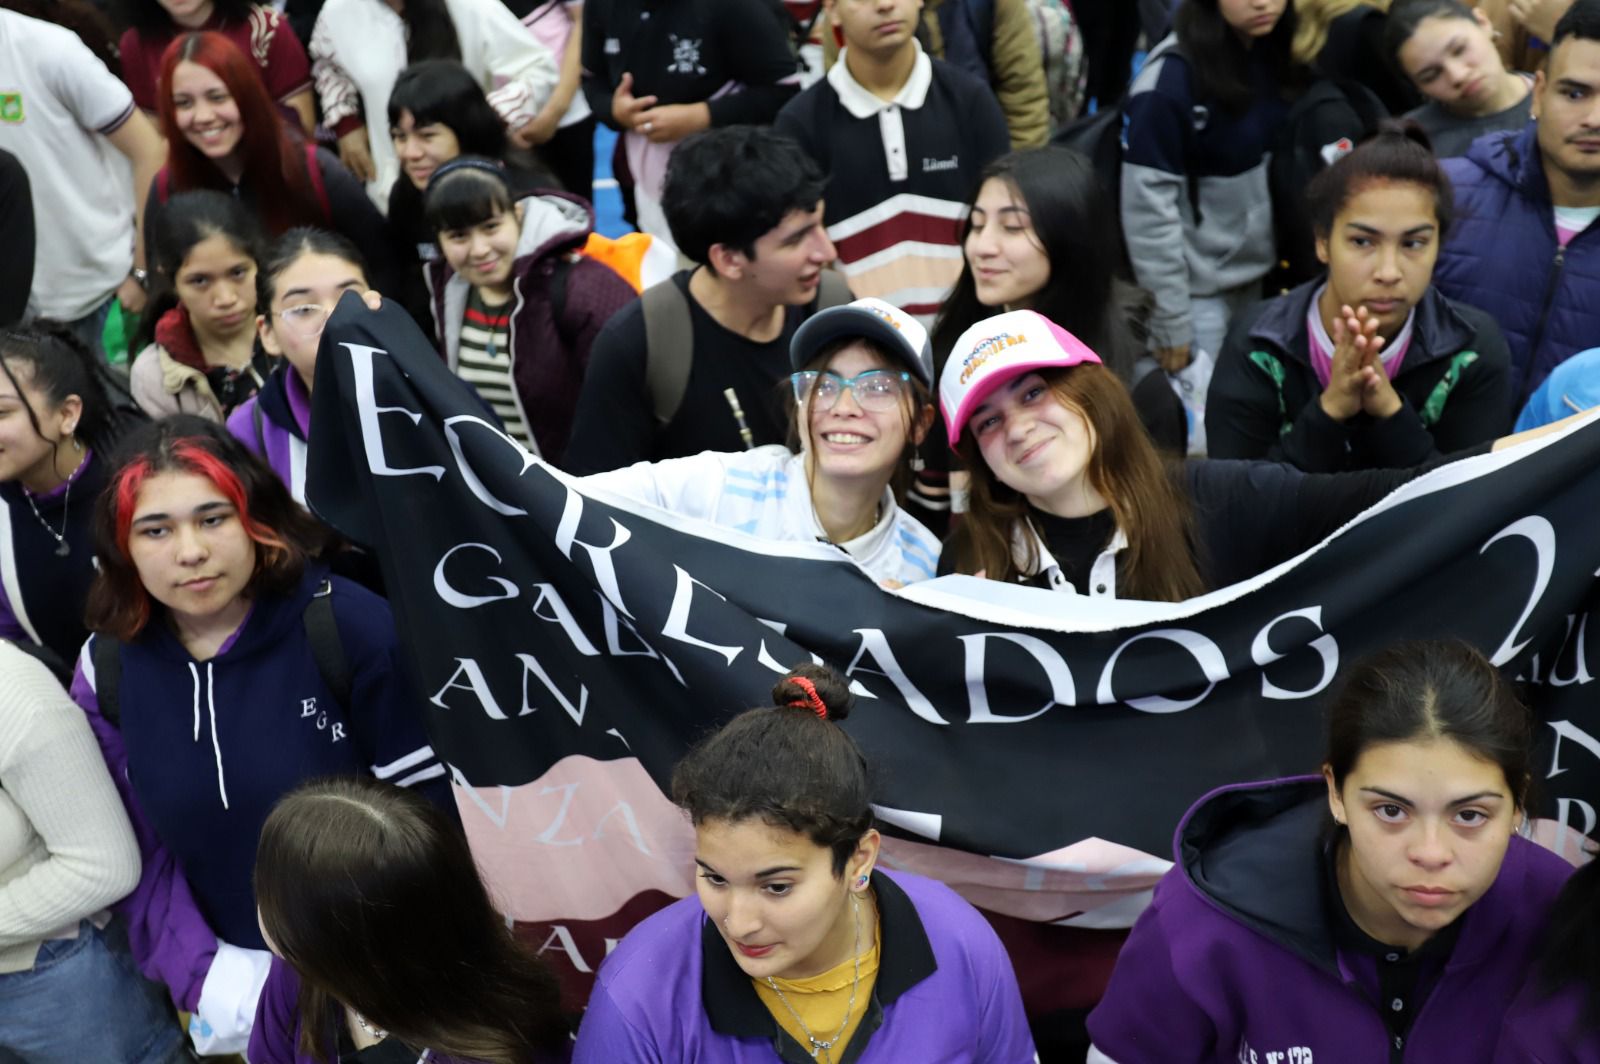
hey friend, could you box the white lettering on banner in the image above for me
[959,632,1075,724]
[434,543,520,608]
[536,925,593,973]
[1556,799,1597,858]
[443,415,535,516]
[1097,629,1229,714]
[533,782,585,846]
[661,566,743,665]
[1481,515,1556,666]
[1521,613,1594,687]
[515,652,589,725]
[593,800,653,855]
[530,584,601,656]
[430,657,510,718]
[1547,719,1600,779]
[555,487,633,617]
[755,620,878,698]
[598,594,686,685]
[847,628,948,725]
[344,342,447,480]
[1250,607,1339,701]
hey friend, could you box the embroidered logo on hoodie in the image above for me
[668,34,706,76]
[300,696,347,742]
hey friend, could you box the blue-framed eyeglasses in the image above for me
[790,369,912,411]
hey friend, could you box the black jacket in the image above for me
[1207,280,1512,472]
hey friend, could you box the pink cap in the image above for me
[938,310,1103,446]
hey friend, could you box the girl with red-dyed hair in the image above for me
[146,31,397,293]
[69,415,452,1057]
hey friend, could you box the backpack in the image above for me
[91,578,351,728]
[639,272,854,428]
[155,142,332,221]
[1268,78,1388,288]
[1024,0,1087,133]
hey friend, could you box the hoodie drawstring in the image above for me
[188,661,230,810]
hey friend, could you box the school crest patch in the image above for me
[0,93,23,124]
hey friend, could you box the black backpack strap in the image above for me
[251,398,267,456]
[92,635,122,730]
[303,579,353,711]
[550,255,575,342]
[641,280,695,428]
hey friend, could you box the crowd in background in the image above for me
[1,0,1600,1059]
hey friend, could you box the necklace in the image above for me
[21,453,85,558]
[764,892,863,1061]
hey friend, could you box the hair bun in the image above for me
[772,664,854,723]
[1373,117,1436,155]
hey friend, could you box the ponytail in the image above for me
[0,324,124,457]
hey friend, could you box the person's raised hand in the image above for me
[1319,304,1381,422]
[1153,343,1192,373]
[611,72,658,132]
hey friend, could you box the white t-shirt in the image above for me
[0,10,136,321]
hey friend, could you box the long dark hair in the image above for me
[387,60,508,157]
[1536,860,1600,1029]
[1173,0,1301,112]
[157,32,324,234]
[84,416,332,640]
[0,324,120,464]
[257,227,371,312]
[256,777,569,1064]
[933,148,1147,384]
[400,0,462,63]
[671,665,872,877]
[136,189,265,353]
[1324,639,1532,800]
[950,363,1202,600]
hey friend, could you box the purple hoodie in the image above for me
[1495,982,1600,1063]
[1088,776,1571,1064]
[573,868,1035,1063]
[228,365,311,503]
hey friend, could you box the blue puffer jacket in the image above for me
[1434,125,1600,409]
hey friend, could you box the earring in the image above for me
[856,874,869,889]
[909,452,925,473]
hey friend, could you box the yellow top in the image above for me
[752,917,883,1063]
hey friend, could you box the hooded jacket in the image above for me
[1087,777,1572,1064]
[1206,280,1513,470]
[1120,36,1289,351]
[1494,979,1600,1063]
[573,869,1035,1063]
[129,306,270,423]
[227,365,311,504]
[68,566,447,1013]
[425,192,637,467]
[582,445,941,586]
[1435,125,1600,408]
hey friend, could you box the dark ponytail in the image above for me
[401,0,463,64]
[671,664,873,877]
[1305,119,1454,240]
[0,324,124,459]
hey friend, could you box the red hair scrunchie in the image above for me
[785,677,829,720]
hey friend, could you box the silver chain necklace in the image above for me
[21,453,84,558]
[765,892,863,1060]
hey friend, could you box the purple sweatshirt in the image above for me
[1088,777,1572,1064]
[228,365,311,503]
[573,868,1035,1063]
[1495,982,1600,1062]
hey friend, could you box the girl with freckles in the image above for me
[573,664,1035,1062]
[1087,640,1573,1063]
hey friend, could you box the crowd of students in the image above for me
[2,0,1600,1059]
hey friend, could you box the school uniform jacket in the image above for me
[424,192,638,467]
[227,365,311,504]
[1120,36,1289,351]
[68,566,448,1016]
[1206,280,1513,470]
[1087,777,1572,1064]
[775,46,1010,322]
[582,444,941,586]
[573,869,1036,1063]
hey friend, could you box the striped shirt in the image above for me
[458,288,533,447]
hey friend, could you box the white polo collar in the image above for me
[827,43,933,119]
